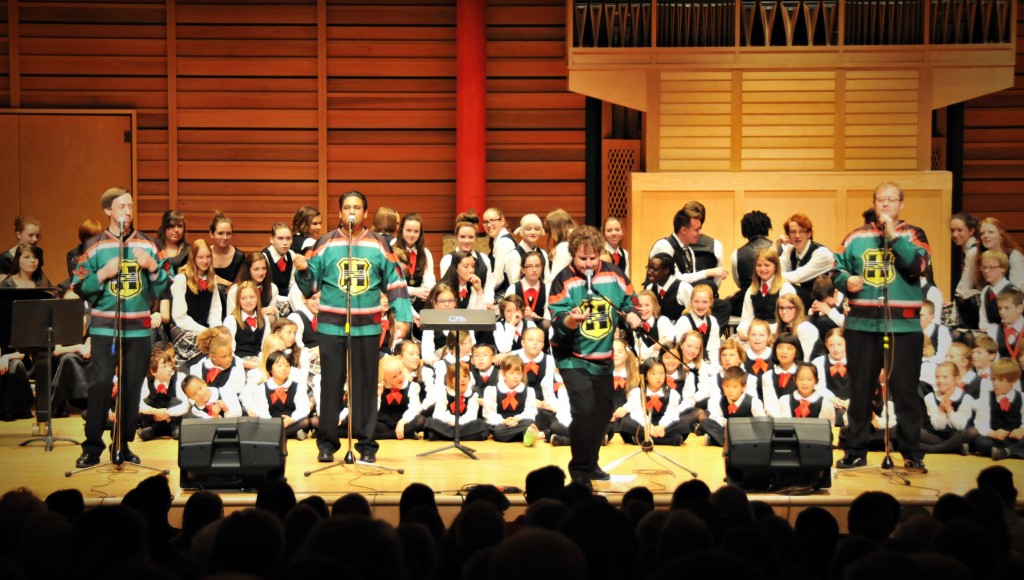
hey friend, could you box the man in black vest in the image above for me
[774,213,834,310]
[648,201,731,329]
[729,211,773,316]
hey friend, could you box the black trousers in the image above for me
[843,329,924,460]
[562,367,613,480]
[317,333,379,457]
[83,335,150,456]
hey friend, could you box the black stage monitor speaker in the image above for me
[178,417,285,490]
[725,417,833,491]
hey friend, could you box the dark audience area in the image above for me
[0,465,1022,580]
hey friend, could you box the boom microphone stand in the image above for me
[306,216,402,477]
[69,221,168,478]
[587,277,697,478]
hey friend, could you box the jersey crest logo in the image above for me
[107,260,143,299]
[580,297,613,340]
[861,248,895,287]
[336,257,371,295]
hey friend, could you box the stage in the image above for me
[0,417,1019,527]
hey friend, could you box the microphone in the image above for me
[118,216,126,235]
[584,268,594,301]
[347,214,356,224]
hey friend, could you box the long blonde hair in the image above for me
[232,281,264,330]
[182,239,215,294]
[749,247,784,295]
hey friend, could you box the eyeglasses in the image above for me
[482,218,503,226]
[436,298,456,305]
[981,265,1004,271]
[778,306,797,311]
[788,228,809,235]
[523,264,542,269]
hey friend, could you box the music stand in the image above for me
[417,308,496,460]
[10,297,84,451]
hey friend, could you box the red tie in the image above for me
[524,361,540,375]
[659,288,666,299]
[480,373,490,383]
[407,250,417,275]
[613,376,626,390]
[246,316,257,329]
[989,289,996,301]
[642,322,651,332]
[310,317,318,332]
[1006,326,1019,342]
[698,322,708,333]
[553,381,562,393]
[198,278,208,291]
[795,399,811,418]
[646,395,663,412]
[379,318,391,348]
[459,288,468,300]
[999,396,1012,412]
[450,397,466,415]
[612,253,621,266]
[205,403,217,416]
[206,367,222,383]
[666,376,677,390]
[524,287,538,309]
[156,383,168,395]
[830,363,847,377]
[502,390,519,411]
[270,387,288,405]
[779,372,792,388]
[752,359,769,374]
[728,402,738,415]
[386,387,403,405]
[277,258,287,272]
[761,282,769,296]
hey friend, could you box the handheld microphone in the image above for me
[584,268,594,301]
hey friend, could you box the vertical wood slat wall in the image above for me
[0,0,584,253]
[962,13,1024,237]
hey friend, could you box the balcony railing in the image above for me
[571,0,1014,48]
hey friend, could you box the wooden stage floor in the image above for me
[2,417,1020,521]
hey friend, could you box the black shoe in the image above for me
[75,452,100,468]
[903,458,928,473]
[549,434,570,447]
[138,426,158,442]
[991,447,1010,461]
[360,452,376,464]
[122,448,141,464]
[171,424,180,440]
[570,476,593,492]
[590,467,611,481]
[836,454,866,469]
[317,448,334,463]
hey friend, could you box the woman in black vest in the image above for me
[170,240,222,366]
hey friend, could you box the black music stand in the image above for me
[417,308,496,460]
[11,297,84,451]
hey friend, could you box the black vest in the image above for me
[234,317,263,358]
[735,237,773,293]
[995,325,1020,359]
[201,361,234,389]
[471,365,500,391]
[513,281,547,317]
[184,283,215,328]
[144,374,180,408]
[787,240,824,307]
[744,356,771,382]
[750,287,780,322]
[989,392,1023,432]
[646,388,670,424]
[720,394,754,418]
[496,387,528,419]
[293,310,319,348]
[378,385,412,419]
[609,246,628,275]
[647,279,685,322]
[266,381,298,418]
[790,396,823,418]
[445,390,472,417]
[767,368,797,402]
[524,356,548,401]
[290,234,310,255]
[963,373,983,399]
[823,360,851,400]
[262,248,293,295]
[984,287,1000,324]
[684,313,713,361]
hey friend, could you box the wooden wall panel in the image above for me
[660,71,732,171]
[0,0,587,260]
[962,11,1024,238]
[741,70,836,171]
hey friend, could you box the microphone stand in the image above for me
[306,217,403,477]
[587,282,697,478]
[840,219,910,485]
[68,220,168,478]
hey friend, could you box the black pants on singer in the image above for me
[562,368,613,481]
[83,335,150,456]
[317,333,379,457]
[843,328,924,461]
